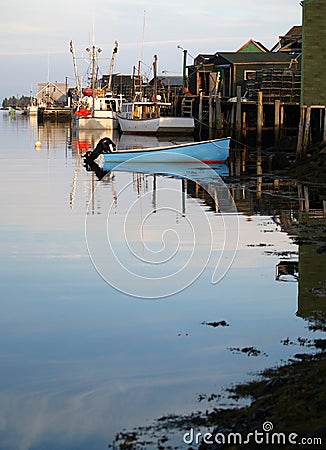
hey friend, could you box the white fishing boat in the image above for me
[117,100,194,134]
[117,55,194,135]
[74,91,123,130]
[27,90,38,116]
[27,105,38,116]
[71,40,123,130]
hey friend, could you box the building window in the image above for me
[244,70,256,81]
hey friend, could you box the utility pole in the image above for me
[177,45,188,94]
[182,49,187,94]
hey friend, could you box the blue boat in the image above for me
[84,137,230,165]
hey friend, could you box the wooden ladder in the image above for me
[181,98,194,117]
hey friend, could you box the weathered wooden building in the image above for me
[237,39,268,53]
[37,82,68,107]
[99,73,183,101]
[100,73,133,97]
[188,52,298,98]
[271,26,302,54]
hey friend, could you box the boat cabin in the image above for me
[120,101,171,120]
[80,93,123,114]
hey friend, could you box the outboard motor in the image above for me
[84,137,117,162]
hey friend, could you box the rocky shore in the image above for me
[198,342,326,449]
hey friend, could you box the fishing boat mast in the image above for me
[69,40,82,98]
[86,44,102,117]
[152,54,159,115]
[107,40,118,93]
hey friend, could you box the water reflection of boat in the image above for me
[73,129,119,153]
[85,158,229,211]
[85,136,230,164]
[102,161,229,178]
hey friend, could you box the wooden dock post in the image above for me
[215,93,222,132]
[257,91,263,147]
[198,91,203,137]
[235,149,241,177]
[242,110,247,172]
[255,91,263,199]
[231,103,236,134]
[257,150,262,200]
[298,184,304,211]
[304,185,310,212]
[235,86,242,140]
[242,110,247,135]
[280,104,285,128]
[296,106,306,159]
[256,91,263,200]
[209,90,214,137]
[303,106,312,154]
[274,99,280,143]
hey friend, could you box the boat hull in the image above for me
[117,115,194,135]
[101,138,230,164]
[76,116,118,130]
[27,106,38,116]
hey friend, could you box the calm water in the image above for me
[0,111,324,450]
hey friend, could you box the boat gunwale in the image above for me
[114,137,230,154]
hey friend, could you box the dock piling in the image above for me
[274,99,280,143]
[303,106,312,154]
[235,86,242,140]
[257,91,263,147]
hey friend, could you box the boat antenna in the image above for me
[47,53,50,83]
[140,10,146,69]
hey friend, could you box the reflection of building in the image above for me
[37,121,72,150]
[192,176,324,322]
[275,260,299,282]
[297,212,326,319]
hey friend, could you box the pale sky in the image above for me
[0,0,302,101]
